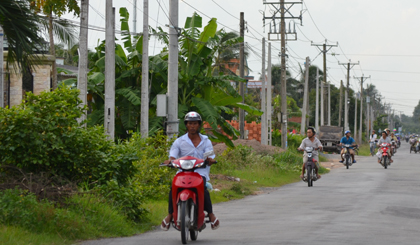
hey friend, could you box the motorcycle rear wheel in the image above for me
[190,230,198,241]
[180,201,189,244]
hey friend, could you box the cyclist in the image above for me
[369,130,377,156]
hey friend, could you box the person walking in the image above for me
[369,130,378,156]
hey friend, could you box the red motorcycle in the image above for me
[379,143,391,169]
[161,151,215,244]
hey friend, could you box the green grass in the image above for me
[0,225,71,245]
[0,190,140,244]
[357,144,372,156]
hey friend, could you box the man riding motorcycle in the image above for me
[377,131,393,164]
[161,112,220,231]
[339,130,357,164]
[298,127,323,180]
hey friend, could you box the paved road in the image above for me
[80,142,420,245]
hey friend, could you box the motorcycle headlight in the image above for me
[179,160,196,170]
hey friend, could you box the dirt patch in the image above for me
[213,139,285,156]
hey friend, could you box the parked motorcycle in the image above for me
[160,151,216,244]
[299,147,318,187]
[379,143,391,169]
[341,144,353,169]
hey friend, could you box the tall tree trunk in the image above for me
[49,14,57,90]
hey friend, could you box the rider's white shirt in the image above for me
[169,133,215,181]
[299,137,322,159]
[369,134,377,144]
[377,137,391,146]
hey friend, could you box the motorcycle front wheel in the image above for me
[383,156,388,169]
[190,230,198,241]
[180,201,189,244]
[345,154,350,169]
[307,165,312,187]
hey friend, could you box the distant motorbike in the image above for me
[299,147,318,187]
[341,144,353,169]
[391,140,397,154]
[379,143,391,169]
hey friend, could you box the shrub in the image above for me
[0,86,137,185]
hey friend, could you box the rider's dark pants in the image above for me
[168,176,213,215]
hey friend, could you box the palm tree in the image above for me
[0,0,44,69]
[209,30,249,76]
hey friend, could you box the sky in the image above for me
[63,0,420,116]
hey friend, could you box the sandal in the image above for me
[161,218,170,231]
[211,217,220,230]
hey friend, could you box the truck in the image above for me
[318,126,343,153]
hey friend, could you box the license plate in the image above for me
[327,142,332,146]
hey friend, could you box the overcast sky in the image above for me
[64,0,420,116]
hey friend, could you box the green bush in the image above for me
[0,86,137,185]
[131,131,175,200]
[272,130,306,149]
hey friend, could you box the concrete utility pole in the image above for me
[366,96,370,141]
[77,0,89,124]
[301,57,310,135]
[263,0,302,149]
[261,38,267,145]
[320,74,324,126]
[339,60,359,131]
[354,92,358,143]
[0,26,4,108]
[105,1,115,140]
[239,12,245,139]
[315,67,319,131]
[354,75,370,144]
[328,82,331,126]
[311,40,337,125]
[267,43,272,145]
[140,0,149,138]
[338,80,343,127]
[167,0,179,139]
[133,0,137,33]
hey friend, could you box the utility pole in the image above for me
[263,0,302,149]
[239,12,245,139]
[312,40,337,125]
[261,38,267,145]
[339,60,359,131]
[0,26,4,108]
[338,80,343,127]
[140,0,149,138]
[133,0,137,33]
[354,74,370,144]
[267,43,272,145]
[354,92,358,143]
[77,0,89,125]
[167,0,179,139]
[320,72,324,126]
[105,1,115,140]
[366,96,370,141]
[328,82,331,126]
[315,67,319,131]
[301,57,310,135]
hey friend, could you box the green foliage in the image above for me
[0,188,138,241]
[131,131,175,200]
[97,180,146,222]
[271,130,306,149]
[213,144,300,175]
[0,86,136,185]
